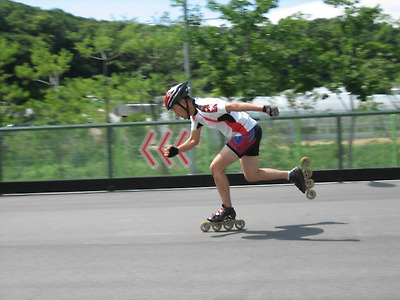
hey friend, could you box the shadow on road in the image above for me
[211,221,360,242]
[368,181,397,188]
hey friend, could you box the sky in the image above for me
[12,0,400,25]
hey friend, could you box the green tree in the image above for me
[270,15,329,93]
[1,0,400,127]
[325,0,398,101]
[15,38,73,90]
[26,77,105,125]
[0,37,29,126]
[75,21,126,122]
[202,0,278,99]
[324,0,400,167]
[119,22,184,81]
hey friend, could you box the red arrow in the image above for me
[176,129,191,167]
[157,129,174,168]
[139,130,157,168]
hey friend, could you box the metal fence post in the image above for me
[337,116,343,170]
[296,119,302,162]
[391,114,399,166]
[0,132,2,182]
[106,126,113,179]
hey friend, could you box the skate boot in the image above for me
[200,204,245,232]
[207,204,236,222]
[289,167,306,193]
[289,157,317,200]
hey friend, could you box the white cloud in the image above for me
[267,0,400,23]
[361,0,400,19]
[267,1,341,23]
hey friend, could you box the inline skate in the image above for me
[200,204,245,232]
[289,157,317,200]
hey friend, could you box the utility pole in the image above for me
[182,0,196,174]
[183,0,191,81]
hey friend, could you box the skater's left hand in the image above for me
[263,105,279,117]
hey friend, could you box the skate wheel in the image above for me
[306,189,317,200]
[212,222,222,232]
[200,221,211,232]
[303,168,313,179]
[235,219,245,230]
[306,178,314,189]
[223,220,234,231]
[300,157,311,167]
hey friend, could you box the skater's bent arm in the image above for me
[225,102,263,112]
[178,128,201,152]
[164,128,201,157]
[226,102,279,116]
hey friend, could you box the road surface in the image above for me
[1,180,399,299]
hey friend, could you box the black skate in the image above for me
[207,204,236,222]
[200,204,245,232]
[289,157,317,200]
[289,167,306,193]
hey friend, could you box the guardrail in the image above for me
[0,110,399,186]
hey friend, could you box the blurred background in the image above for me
[0,0,399,182]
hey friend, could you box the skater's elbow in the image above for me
[189,138,200,147]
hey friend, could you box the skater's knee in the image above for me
[210,161,224,176]
[209,162,218,175]
[243,172,259,182]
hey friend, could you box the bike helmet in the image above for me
[164,81,190,110]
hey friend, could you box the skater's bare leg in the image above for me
[240,155,288,182]
[209,146,239,207]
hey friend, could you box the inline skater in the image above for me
[163,82,309,224]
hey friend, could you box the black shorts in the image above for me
[226,124,262,158]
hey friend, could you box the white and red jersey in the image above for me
[191,98,257,139]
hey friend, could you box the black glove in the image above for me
[263,105,279,117]
[167,146,179,158]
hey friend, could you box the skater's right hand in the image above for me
[164,146,179,158]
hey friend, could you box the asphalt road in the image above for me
[1,180,400,300]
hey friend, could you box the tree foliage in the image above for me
[0,0,399,126]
